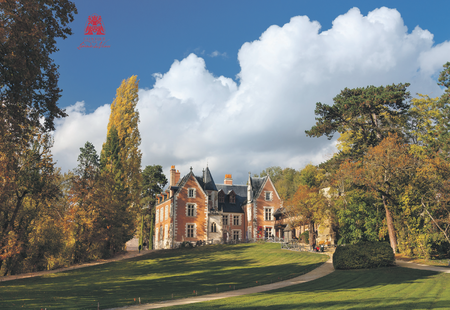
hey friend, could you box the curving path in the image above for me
[395,260,450,273]
[108,256,450,310]
[108,255,335,310]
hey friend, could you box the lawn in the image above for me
[0,243,327,309]
[167,267,450,310]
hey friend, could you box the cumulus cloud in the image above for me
[52,7,450,183]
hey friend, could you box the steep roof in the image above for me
[202,167,218,191]
[216,184,247,213]
[249,176,268,200]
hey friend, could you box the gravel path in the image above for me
[108,255,335,310]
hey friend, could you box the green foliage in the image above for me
[333,242,395,269]
[306,83,411,157]
[335,190,384,245]
[0,0,77,137]
[300,231,309,244]
[76,141,99,179]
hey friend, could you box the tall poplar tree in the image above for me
[99,76,142,254]
[102,76,142,205]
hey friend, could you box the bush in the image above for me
[333,242,394,270]
[300,231,309,244]
[179,241,193,249]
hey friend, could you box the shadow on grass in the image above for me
[168,268,450,310]
[0,244,327,309]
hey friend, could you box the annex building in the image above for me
[154,166,282,249]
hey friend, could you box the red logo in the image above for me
[78,14,110,49]
[84,14,105,35]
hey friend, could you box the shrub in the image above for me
[333,241,394,270]
[179,241,193,249]
[300,231,309,244]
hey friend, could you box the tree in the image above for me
[0,0,77,137]
[360,134,417,253]
[141,165,167,249]
[76,141,100,179]
[103,75,142,205]
[0,131,63,275]
[286,185,328,247]
[306,83,411,157]
[98,76,142,255]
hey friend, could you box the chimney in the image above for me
[224,174,233,185]
[170,165,176,186]
[175,170,180,185]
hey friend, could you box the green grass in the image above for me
[0,243,327,309]
[167,267,450,310]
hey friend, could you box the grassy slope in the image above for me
[168,267,450,310]
[0,243,327,309]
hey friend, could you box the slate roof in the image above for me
[249,176,268,200]
[216,184,247,213]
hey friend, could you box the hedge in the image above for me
[333,242,395,270]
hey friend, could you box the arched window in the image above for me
[211,222,217,233]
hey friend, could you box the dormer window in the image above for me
[230,193,236,204]
[265,191,272,201]
[219,192,225,203]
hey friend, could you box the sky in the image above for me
[51,0,450,185]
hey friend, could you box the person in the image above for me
[138,244,142,253]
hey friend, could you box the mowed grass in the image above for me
[168,267,450,310]
[0,243,327,309]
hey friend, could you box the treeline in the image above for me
[0,77,167,276]
[259,63,450,258]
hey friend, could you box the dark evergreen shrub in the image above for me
[333,242,394,269]
[180,241,193,249]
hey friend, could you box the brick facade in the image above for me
[154,166,282,249]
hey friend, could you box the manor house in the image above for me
[154,166,282,249]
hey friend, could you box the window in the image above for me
[164,224,168,240]
[219,192,224,203]
[265,191,272,201]
[187,224,195,238]
[186,203,198,217]
[230,193,235,204]
[165,205,168,220]
[155,228,159,241]
[211,222,217,233]
[160,207,164,222]
[233,230,240,241]
[188,188,195,198]
[223,215,228,226]
[155,209,159,224]
[233,215,240,226]
[265,207,273,221]
[265,227,273,238]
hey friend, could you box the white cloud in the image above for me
[52,7,450,183]
[209,50,227,58]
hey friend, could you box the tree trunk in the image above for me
[308,221,316,247]
[149,209,154,250]
[382,195,397,253]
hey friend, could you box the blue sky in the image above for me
[51,0,450,184]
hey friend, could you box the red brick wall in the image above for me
[175,175,207,242]
[255,178,281,234]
